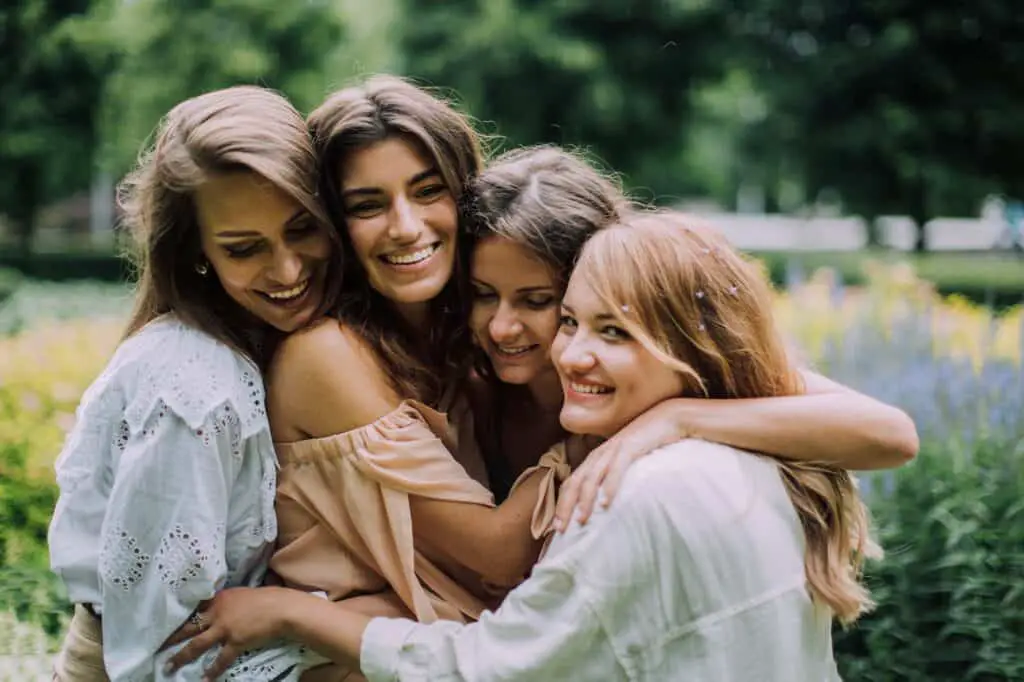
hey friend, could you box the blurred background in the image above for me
[1,1,1022,679]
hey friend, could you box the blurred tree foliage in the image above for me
[729,0,1024,249]
[0,0,110,255]
[2,0,1023,253]
[399,0,730,201]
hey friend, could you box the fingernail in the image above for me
[163,661,175,674]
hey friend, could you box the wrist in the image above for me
[273,587,306,639]
[662,397,701,441]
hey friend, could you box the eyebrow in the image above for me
[470,280,555,294]
[341,167,442,200]
[214,209,306,239]
[560,302,617,321]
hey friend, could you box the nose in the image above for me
[269,246,303,285]
[556,332,597,374]
[388,196,424,243]
[489,303,523,343]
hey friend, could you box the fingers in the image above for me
[165,627,222,675]
[161,621,201,650]
[553,466,584,532]
[602,451,636,508]
[572,450,612,526]
[200,643,241,682]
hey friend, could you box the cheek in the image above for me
[427,199,459,239]
[304,233,333,260]
[210,259,260,297]
[528,311,561,354]
[468,303,491,341]
[346,221,382,262]
[549,333,569,370]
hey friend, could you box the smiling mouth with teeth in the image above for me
[569,382,613,395]
[263,280,310,302]
[496,345,536,356]
[382,243,440,266]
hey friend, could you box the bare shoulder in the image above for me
[266,318,401,439]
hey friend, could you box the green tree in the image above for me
[95,0,349,174]
[735,0,1024,250]
[400,0,730,200]
[0,0,110,255]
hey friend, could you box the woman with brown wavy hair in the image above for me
[47,85,341,680]
[172,209,876,680]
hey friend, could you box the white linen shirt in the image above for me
[361,439,843,681]
[48,316,320,681]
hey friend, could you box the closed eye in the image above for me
[223,242,262,258]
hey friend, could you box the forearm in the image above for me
[281,592,375,669]
[411,468,545,587]
[674,392,918,470]
[476,468,547,584]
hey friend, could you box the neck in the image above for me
[393,299,431,334]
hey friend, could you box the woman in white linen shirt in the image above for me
[168,210,879,681]
[47,85,342,681]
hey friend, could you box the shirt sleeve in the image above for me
[96,403,240,681]
[359,517,628,682]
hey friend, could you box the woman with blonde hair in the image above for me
[173,209,876,679]
[47,85,341,681]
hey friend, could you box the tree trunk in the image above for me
[864,214,882,248]
[9,160,39,259]
[909,178,929,253]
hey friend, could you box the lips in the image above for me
[567,380,614,396]
[494,344,538,357]
[381,242,440,266]
[257,278,314,309]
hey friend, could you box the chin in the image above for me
[494,366,535,385]
[391,279,449,304]
[559,409,609,437]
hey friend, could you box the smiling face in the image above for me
[552,272,685,438]
[338,137,458,324]
[470,236,562,387]
[195,171,332,332]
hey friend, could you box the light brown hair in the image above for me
[308,74,484,402]
[120,85,339,366]
[574,210,880,625]
[466,145,628,288]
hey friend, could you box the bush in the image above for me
[0,268,22,307]
[836,438,1024,680]
[0,279,130,336]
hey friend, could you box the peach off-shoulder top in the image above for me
[269,397,570,624]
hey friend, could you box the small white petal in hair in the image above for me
[695,290,705,299]
[728,285,739,296]
[701,247,711,254]
[621,305,630,313]
[698,322,707,332]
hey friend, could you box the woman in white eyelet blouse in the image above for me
[46,85,339,681]
[48,318,308,681]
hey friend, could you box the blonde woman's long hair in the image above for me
[573,210,880,625]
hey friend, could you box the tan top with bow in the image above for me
[270,399,571,624]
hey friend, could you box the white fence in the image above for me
[689,212,1009,252]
